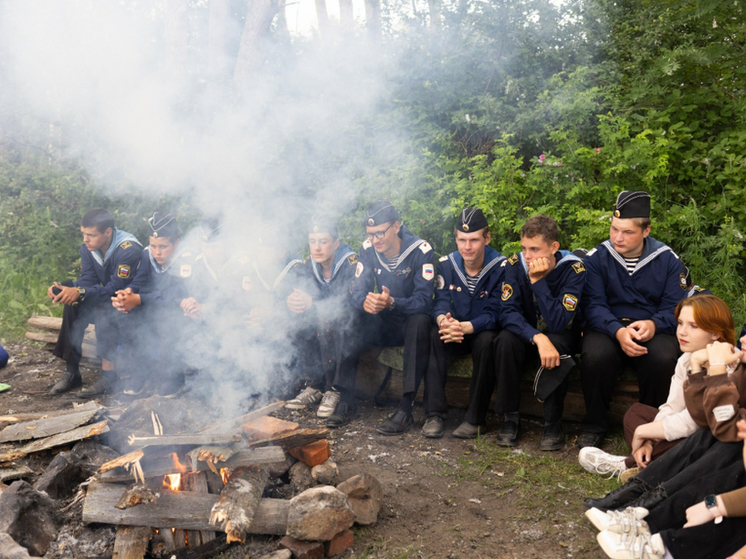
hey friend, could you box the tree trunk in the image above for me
[314,0,331,38]
[234,0,282,84]
[427,0,442,29]
[338,0,354,29]
[364,0,382,42]
[207,0,234,80]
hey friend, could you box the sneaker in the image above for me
[579,447,628,478]
[422,416,445,438]
[285,387,322,410]
[596,530,665,559]
[317,390,340,418]
[620,467,641,484]
[586,507,649,534]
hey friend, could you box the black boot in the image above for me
[50,363,82,395]
[624,485,667,511]
[79,370,115,398]
[584,477,651,511]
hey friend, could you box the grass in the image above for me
[352,531,425,559]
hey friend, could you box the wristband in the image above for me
[709,362,727,367]
[705,494,724,524]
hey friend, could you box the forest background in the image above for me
[1,0,745,339]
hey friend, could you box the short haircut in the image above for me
[676,294,736,346]
[81,208,114,233]
[520,214,559,244]
[454,226,490,239]
[630,217,652,230]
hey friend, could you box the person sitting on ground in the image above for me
[338,201,435,434]
[579,190,688,449]
[112,212,189,396]
[284,214,362,420]
[487,214,586,450]
[425,208,505,439]
[47,208,141,396]
[579,294,735,480]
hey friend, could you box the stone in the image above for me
[288,440,331,467]
[325,529,354,556]
[286,486,355,541]
[0,481,58,556]
[337,473,383,526]
[310,461,338,485]
[34,440,118,499]
[257,550,292,559]
[289,461,314,491]
[278,536,325,559]
[0,533,38,559]
[269,453,298,479]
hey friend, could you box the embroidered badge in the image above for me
[572,262,586,274]
[501,284,513,301]
[562,294,578,312]
[679,272,688,290]
[241,276,252,291]
[117,264,131,279]
[439,255,449,262]
[508,254,519,265]
[119,241,133,250]
[362,239,372,249]
[435,275,445,290]
[180,264,192,278]
[422,263,434,280]
[500,260,508,267]
[347,254,359,266]
[419,242,433,254]
[713,404,735,422]
[479,290,488,299]
[355,262,364,278]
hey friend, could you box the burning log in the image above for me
[100,450,146,484]
[183,472,216,546]
[187,445,237,476]
[115,484,160,510]
[201,401,286,433]
[0,420,109,465]
[209,465,269,543]
[127,433,240,449]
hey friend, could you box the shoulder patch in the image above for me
[180,264,192,278]
[562,294,578,312]
[435,274,445,290]
[419,241,433,254]
[119,240,133,250]
[586,248,598,257]
[347,254,359,265]
[362,239,373,249]
[679,272,688,291]
[501,283,513,301]
[500,260,508,267]
[508,254,519,265]
[241,276,252,291]
[572,262,586,274]
[117,264,131,279]
[355,261,364,278]
[439,255,449,262]
[422,263,435,280]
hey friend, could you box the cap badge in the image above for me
[613,210,620,218]
[367,218,375,226]
[462,224,470,231]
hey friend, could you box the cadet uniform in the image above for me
[425,209,505,437]
[580,192,686,445]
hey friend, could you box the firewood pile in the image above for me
[0,397,383,559]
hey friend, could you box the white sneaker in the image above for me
[597,530,665,559]
[586,507,649,535]
[579,446,628,478]
[286,387,322,410]
[317,390,341,418]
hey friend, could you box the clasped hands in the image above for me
[111,287,140,313]
[690,340,744,375]
[615,320,657,357]
[363,286,393,315]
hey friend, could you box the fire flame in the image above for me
[163,473,181,491]
[220,468,230,485]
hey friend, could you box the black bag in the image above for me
[533,354,575,402]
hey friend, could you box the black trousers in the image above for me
[53,296,120,367]
[335,312,431,402]
[425,327,498,418]
[580,330,679,434]
[661,516,746,559]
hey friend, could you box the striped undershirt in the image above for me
[464,273,479,295]
[623,256,639,275]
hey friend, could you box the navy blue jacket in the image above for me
[498,250,586,344]
[582,237,686,337]
[127,247,189,308]
[74,228,141,305]
[351,225,435,316]
[432,246,505,334]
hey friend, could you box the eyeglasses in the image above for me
[366,223,394,241]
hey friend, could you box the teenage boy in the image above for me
[332,201,434,433]
[285,215,362,418]
[424,208,505,439]
[47,208,141,395]
[579,191,687,448]
[490,214,586,450]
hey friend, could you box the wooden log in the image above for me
[27,316,95,338]
[0,464,33,483]
[127,433,240,449]
[183,472,216,546]
[112,526,152,559]
[83,481,289,535]
[210,465,269,543]
[0,401,101,425]
[201,401,286,434]
[247,428,329,451]
[0,407,102,443]
[0,420,109,465]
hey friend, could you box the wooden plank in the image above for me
[0,420,109,464]
[0,401,101,424]
[82,482,288,535]
[201,401,286,434]
[0,407,102,443]
[0,464,33,483]
[112,526,152,559]
[247,428,329,451]
[128,434,240,450]
[99,447,286,483]
[183,472,216,546]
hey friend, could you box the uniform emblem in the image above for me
[419,242,433,254]
[180,264,192,278]
[119,241,133,250]
[435,275,445,290]
[422,263,434,280]
[362,239,372,249]
[479,290,488,298]
[562,294,578,312]
[508,254,519,265]
[117,264,131,279]
[586,248,598,257]
[572,262,586,274]
[501,284,513,301]
[355,262,364,278]
[368,218,375,226]
[500,260,508,267]
[614,210,621,218]
[241,276,252,291]
[439,255,449,262]
[347,255,359,266]
[679,272,688,290]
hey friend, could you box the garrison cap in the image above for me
[456,208,488,233]
[309,213,338,238]
[613,191,650,219]
[201,217,221,243]
[365,201,399,227]
[148,211,180,239]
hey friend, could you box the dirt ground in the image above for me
[0,340,609,559]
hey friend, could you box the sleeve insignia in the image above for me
[180,264,192,278]
[501,283,513,301]
[119,241,133,250]
[347,254,359,265]
[562,294,578,312]
[435,274,445,290]
[508,254,519,265]
[419,241,433,254]
[439,255,449,262]
[241,276,252,291]
[679,272,688,290]
[362,239,372,249]
[500,260,508,267]
[117,264,131,279]
[423,263,435,280]
[355,261,365,278]
[572,262,586,274]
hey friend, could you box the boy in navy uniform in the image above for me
[424,208,505,439]
[285,215,362,418]
[334,201,435,433]
[579,191,686,448]
[47,208,141,395]
[491,215,586,450]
